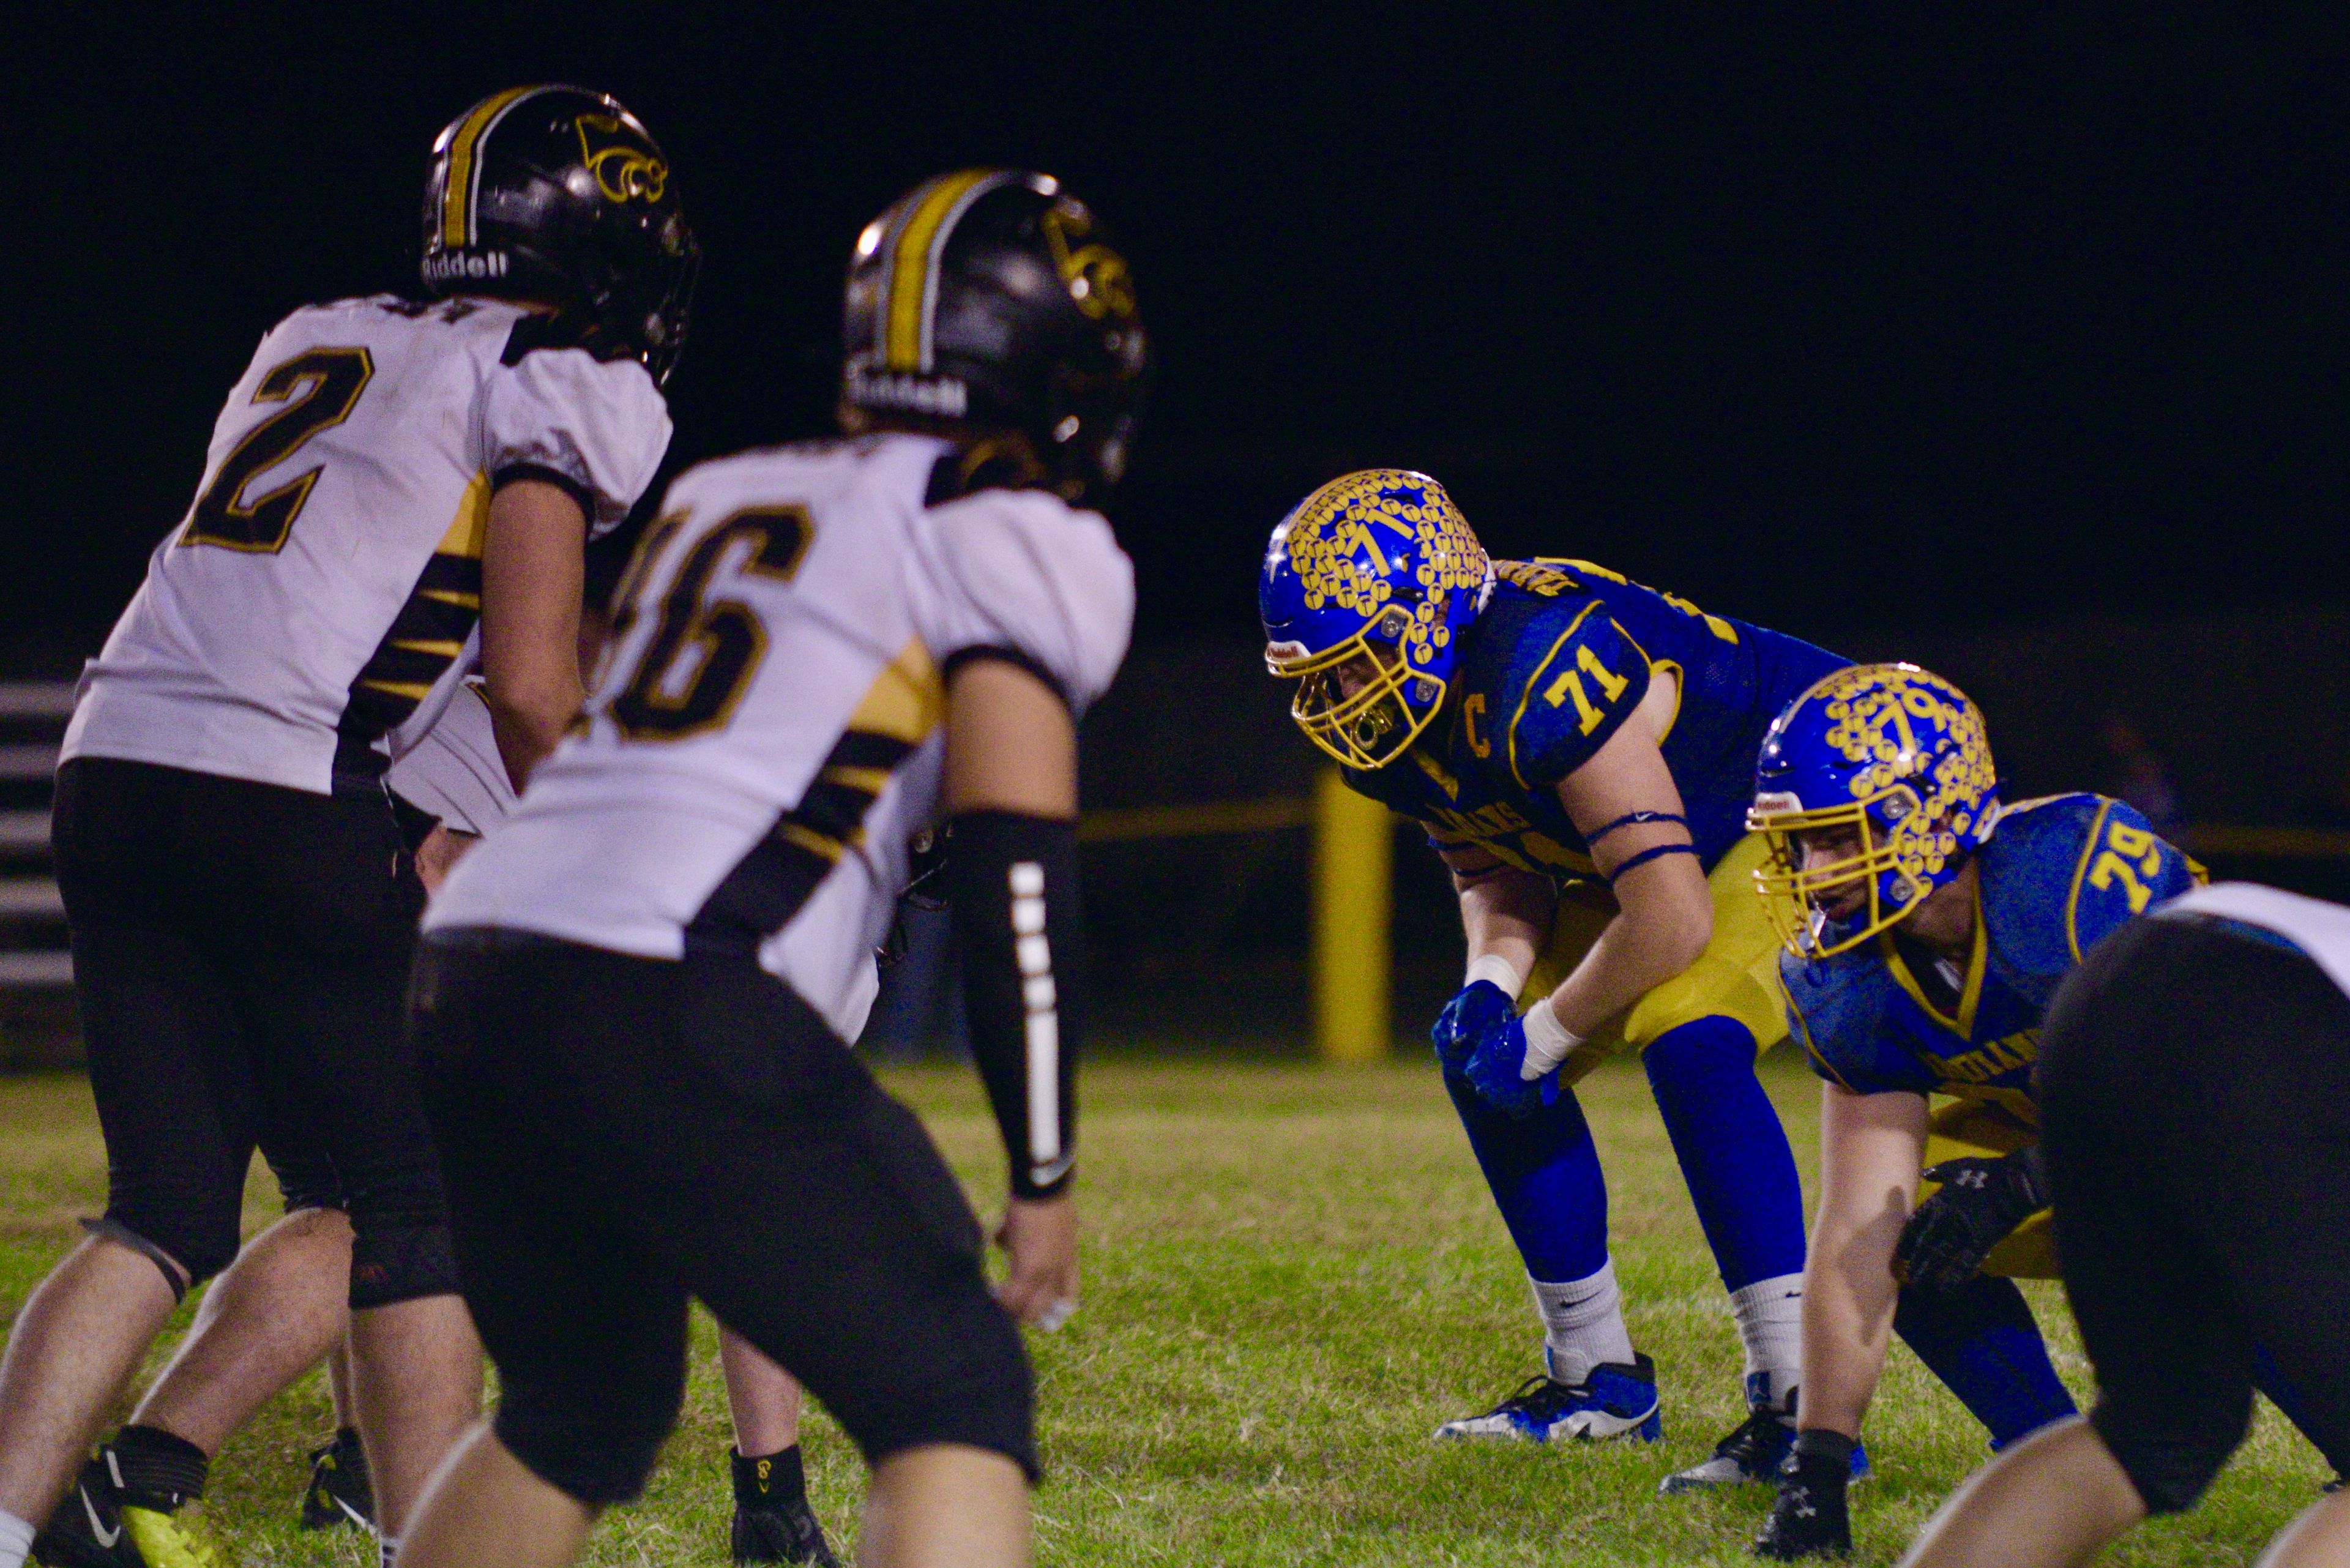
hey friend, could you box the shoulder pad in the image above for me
[1496,602,1652,792]
[1780,949,1936,1096]
[501,308,641,368]
[1980,793,2195,970]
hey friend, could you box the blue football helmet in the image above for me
[1749,663,2001,957]
[1259,470,1492,769]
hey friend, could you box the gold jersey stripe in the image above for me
[390,639,466,658]
[845,638,946,744]
[819,764,897,793]
[359,678,436,701]
[441,86,540,248]
[419,588,482,610]
[884,168,998,371]
[434,472,491,559]
[777,821,846,862]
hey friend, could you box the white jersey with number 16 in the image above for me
[425,433,1135,1040]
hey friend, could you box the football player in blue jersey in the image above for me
[1743,663,2200,1559]
[1259,469,1859,1490]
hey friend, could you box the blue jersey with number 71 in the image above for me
[1337,558,1848,881]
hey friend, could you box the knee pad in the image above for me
[349,1220,461,1310]
[493,1340,689,1505]
[86,1210,236,1300]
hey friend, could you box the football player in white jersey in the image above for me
[3,86,692,1568]
[398,166,1146,1568]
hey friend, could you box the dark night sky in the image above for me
[10,6,2348,663]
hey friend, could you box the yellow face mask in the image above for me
[1750,786,1938,958]
[1266,605,1450,771]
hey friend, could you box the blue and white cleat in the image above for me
[1434,1353,1662,1443]
[1658,1392,1871,1494]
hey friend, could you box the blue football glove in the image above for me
[1463,1012,1562,1118]
[1433,979,1516,1077]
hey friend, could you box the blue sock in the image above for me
[1442,1070,1610,1282]
[1641,1017,1807,1292]
[1895,1277,2078,1448]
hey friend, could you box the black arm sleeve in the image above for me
[946,809,1084,1198]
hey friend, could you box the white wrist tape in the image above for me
[1520,996,1583,1080]
[1464,953,1528,997]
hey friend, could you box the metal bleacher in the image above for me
[0,682,73,990]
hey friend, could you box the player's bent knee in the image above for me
[493,1390,682,1507]
[85,1212,226,1300]
[855,1364,1040,1486]
[348,1219,462,1309]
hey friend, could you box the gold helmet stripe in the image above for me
[440,85,545,249]
[881,168,1016,372]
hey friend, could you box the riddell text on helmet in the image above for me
[421,251,512,283]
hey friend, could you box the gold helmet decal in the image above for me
[573,112,668,204]
[1042,200,1136,321]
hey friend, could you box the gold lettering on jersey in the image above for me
[1463,692,1490,758]
[1412,749,1461,801]
[1938,1029,2038,1086]
[1539,557,1740,645]
[1431,801,1532,840]
[573,113,668,203]
[1519,833,1597,873]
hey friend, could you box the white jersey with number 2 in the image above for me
[64,293,670,795]
[427,433,1134,1040]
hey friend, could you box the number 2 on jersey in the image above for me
[181,347,374,553]
[610,506,815,741]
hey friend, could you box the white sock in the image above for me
[378,1534,399,1568]
[1731,1272,1806,1413]
[1529,1260,1636,1386]
[0,1508,35,1568]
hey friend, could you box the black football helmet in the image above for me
[842,170,1148,504]
[420,85,698,384]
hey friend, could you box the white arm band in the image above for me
[1520,996,1583,1080]
[1464,952,1528,996]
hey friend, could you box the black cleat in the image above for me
[731,1496,841,1567]
[299,1428,375,1532]
[32,1450,224,1568]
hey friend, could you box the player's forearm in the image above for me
[1543,859,1710,1036]
[1804,1085,1931,1436]
[484,675,582,787]
[1456,867,1551,987]
[1799,1200,1904,1438]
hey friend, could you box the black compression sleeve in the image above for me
[946,810,1083,1198]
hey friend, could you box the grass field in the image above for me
[0,1051,2329,1566]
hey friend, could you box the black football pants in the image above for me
[2038,913,2350,1514]
[52,757,453,1304]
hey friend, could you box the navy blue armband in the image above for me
[1605,842,1699,884]
[946,810,1083,1198]
[1585,810,1687,848]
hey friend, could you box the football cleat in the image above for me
[32,1453,225,1568]
[299,1428,375,1532]
[1659,1398,1871,1494]
[731,1496,841,1567]
[1434,1354,1662,1444]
